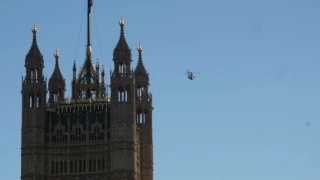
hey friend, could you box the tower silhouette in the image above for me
[20,1,154,180]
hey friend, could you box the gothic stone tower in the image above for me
[20,1,154,180]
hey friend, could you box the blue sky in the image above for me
[0,0,320,179]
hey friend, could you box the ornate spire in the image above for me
[134,43,148,75]
[25,24,43,65]
[49,49,66,91]
[113,17,131,59]
[76,0,97,99]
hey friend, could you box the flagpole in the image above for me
[86,0,93,98]
[87,0,92,47]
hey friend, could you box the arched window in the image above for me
[119,62,127,75]
[136,109,143,124]
[30,68,34,83]
[125,86,130,102]
[35,68,39,83]
[53,91,58,103]
[137,85,144,100]
[36,93,40,108]
[29,92,34,108]
[118,86,124,102]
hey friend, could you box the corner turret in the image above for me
[48,49,66,105]
[110,17,137,179]
[21,24,47,180]
[134,43,154,180]
[134,43,149,83]
[113,17,132,74]
[25,24,45,84]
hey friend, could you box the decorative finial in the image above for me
[31,24,38,33]
[119,17,125,26]
[137,43,143,52]
[54,49,60,59]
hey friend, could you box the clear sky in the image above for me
[0,0,319,179]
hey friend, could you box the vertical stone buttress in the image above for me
[110,17,138,180]
[134,44,153,180]
[21,25,46,180]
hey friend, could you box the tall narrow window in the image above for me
[119,63,123,73]
[79,160,82,172]
[83,160,86,172]
[64,161,67,173]
[30,68,34,83]
[74,160,77,173]
[98,159,101,171]
[29,92,34,108]
[144,109,148,123]
[36,93,40,108]
[51,161,54,174]
[136,109,143,124]
[137,86,143,99]
[89,159,92,172]
[102,159,105,171]
[35,68,39,83]
[70,160,73,173]
[55,162,58,174]
[60,161,63,174]
[93,159,96,171]
[125,86,129,102]
[119,62,127,75]
[118,86,124,102]
[54,92,58,103]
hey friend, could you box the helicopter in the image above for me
[184,69,198,80]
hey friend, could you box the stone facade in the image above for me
[21,7,153,179]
